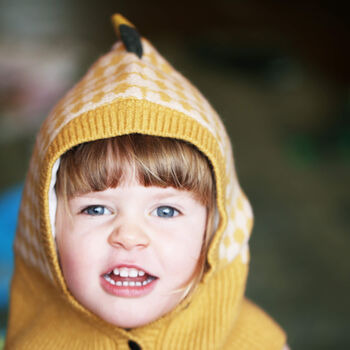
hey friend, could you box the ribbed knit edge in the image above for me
[151,257,248,349]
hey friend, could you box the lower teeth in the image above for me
[104,275,154,287]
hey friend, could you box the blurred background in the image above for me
[0,0,349,348]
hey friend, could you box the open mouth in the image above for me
[103,266,157,287]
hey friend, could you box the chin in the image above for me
[103,313,159,329]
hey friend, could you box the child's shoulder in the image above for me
[224,298,287,350]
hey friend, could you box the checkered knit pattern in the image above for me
[6,14,286,350]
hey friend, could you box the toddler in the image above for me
[5,14,288,350]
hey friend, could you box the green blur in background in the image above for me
[0,1,349,349]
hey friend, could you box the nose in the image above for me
[108,221,150,250]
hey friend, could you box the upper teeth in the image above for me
[113,267,146,277]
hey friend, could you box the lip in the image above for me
[100,264,158,298]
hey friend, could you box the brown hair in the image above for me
[55,134,216,293]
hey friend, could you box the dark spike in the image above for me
[119,24,143,58]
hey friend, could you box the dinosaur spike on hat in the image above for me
[111,13,143,58]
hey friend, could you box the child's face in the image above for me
[55,175,207,328]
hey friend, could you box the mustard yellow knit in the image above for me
[5,14,287,350]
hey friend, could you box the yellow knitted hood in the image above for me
[6,14,286,350]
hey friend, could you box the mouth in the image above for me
[102,266,158,288]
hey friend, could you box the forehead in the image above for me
[112,162,139,186]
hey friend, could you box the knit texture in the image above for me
[5,14,286,350]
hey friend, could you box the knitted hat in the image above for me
[5,14,286,350]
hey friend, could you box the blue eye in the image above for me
[155,206,179,218]
[83,206,111,216]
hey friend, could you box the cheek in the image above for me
[56,238,80,282]
[56,230,95,288]
[56,217,99,273]
[180,211,207,256]
[156,215,206,276]
[57,241,103,303]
